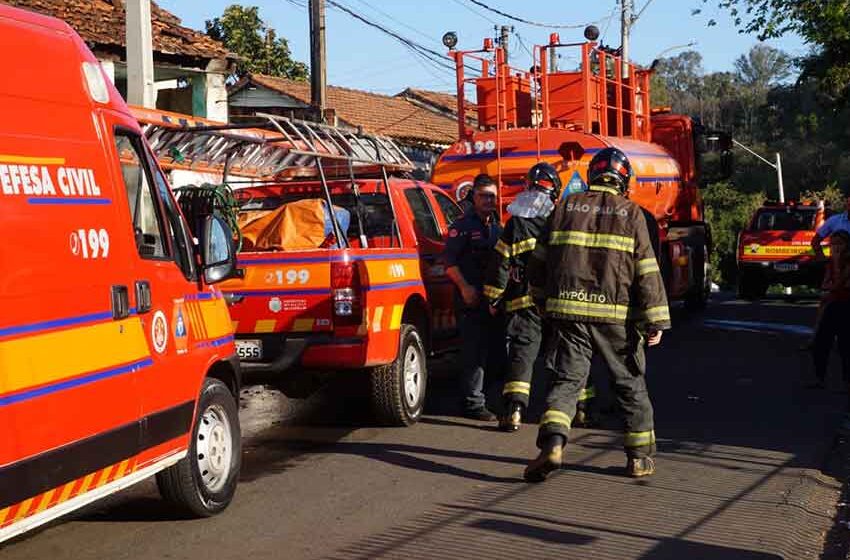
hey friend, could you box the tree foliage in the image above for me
[698,0,850,101]
[206,5,308,81]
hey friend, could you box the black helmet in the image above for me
[526,162,562,201]
[587,147,632,193]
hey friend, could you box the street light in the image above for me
[729,139,786,203]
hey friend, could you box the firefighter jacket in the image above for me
[528,184,672,331]
[483,214,546,313]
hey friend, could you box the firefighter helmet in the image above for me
[587,147,633,193]
[526,162,562,201]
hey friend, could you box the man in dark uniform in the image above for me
[444,174,505,420]
[524,147,671,482]
[483,162,562,432]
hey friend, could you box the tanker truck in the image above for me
[430,30,723,308]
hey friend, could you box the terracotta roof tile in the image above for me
[4,0,232,60]
[243,74,458,146]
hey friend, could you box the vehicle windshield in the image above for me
[753,208,817,231]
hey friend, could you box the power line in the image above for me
[349,0,438,43]
[448,0,499,25]
[461,0,609,29]
[282,0,307,9]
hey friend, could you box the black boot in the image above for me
[498,401,523,432]
[524,434,565,482]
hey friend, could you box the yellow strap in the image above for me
[503,381,531,396]
[578,385,596,401]
[589,185,621,196]
[546,298,629,320]
[550,230,635,253]
[624,430,656,448]
[506,295,534,312]
[636,257,660,276]
[541,409,571,427]
[494,239,511,258]
[512,237,537,256]
[483,284,504,300]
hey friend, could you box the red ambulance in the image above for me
[0,5,241,543]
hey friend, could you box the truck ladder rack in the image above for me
[133,108,415,179]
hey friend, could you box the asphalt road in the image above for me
[3,293,848,560]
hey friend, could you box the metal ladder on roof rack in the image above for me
[137,110,415,179]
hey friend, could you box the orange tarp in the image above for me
[240,199,328,251]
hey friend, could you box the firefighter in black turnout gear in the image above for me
[524,147,671,482]
[484,163,561,432]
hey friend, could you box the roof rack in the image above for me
[132,107,415,180]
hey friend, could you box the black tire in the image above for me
[369,324,427,426]
[156,377,241,517]
[737,271,767,301]
[684,243,711,310]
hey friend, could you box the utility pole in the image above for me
[499,25,511,63]
[730,138,786,203]
[309,0,327,122]
[620,0,633,77]
[126,0,156,108]
[549,45,558,72]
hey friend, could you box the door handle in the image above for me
[111,285,130,320]
[135,280,152,314]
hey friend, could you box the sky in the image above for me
[157,0,808,95]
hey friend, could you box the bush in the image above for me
[702,182,764,286]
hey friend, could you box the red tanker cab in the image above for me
[0,5,242,543]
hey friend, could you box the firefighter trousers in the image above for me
[502,307,543,408]
[538,320,655,459]
[502,308,596,412]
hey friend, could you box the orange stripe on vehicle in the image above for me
[189,302,204,339]
[0,154,66,165]
[57,479,76,505]
[372,306,384,333]
[111,460,130,482]
[75,473,97,497]
[291,318,314,332]
[35,489,56,514]
[255,319,277,333]
[96,465,115,488]
[389,305,403,330]
[12,499,33,523]
[194,303,209,339]
[0,507,11,526]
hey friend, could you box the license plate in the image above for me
[774,263,799,272]
[236,339,263,361]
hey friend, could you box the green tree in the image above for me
[701,181,764,284]
[733,45,792,139]
[206,5,308,81]
[699,0,850,102]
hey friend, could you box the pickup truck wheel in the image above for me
[156,377,241,517]
[370,324,427,426]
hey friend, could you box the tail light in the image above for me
[331,258,363,325]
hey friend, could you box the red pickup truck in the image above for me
[222,178,463,425]
[737,201,827,299]
[134,108,464,426]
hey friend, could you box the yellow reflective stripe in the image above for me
[589,185,620,196]
[550,231,635,253]
[483,284,504,300]
[503,381,531,396]
[624,430,656,448]
[512,238,537,256]
[494,240,511,258]
[578,385,596,401]
[506,295,534,312]
[637,258,660,276]
[546,298,629,320]
[541,410,571,427]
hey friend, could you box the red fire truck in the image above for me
[431,30,725,308]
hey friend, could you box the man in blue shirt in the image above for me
[812,195,850,258]
[444,175,505,420]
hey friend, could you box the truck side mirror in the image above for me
[202,215,237,284]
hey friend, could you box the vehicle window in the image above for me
[403,188,442,241]
[151,163,196,280]
[754,209,816,231]
[433,190,464,227]
[114,132,169,258]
